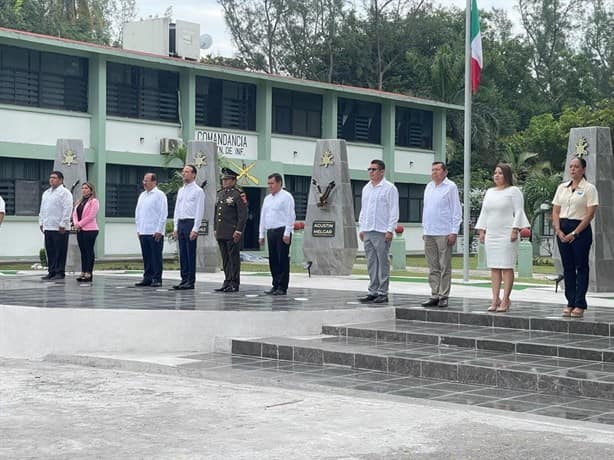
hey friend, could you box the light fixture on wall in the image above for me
[293,150,298,157]
[139,137,145,144]
[409,161,414,167]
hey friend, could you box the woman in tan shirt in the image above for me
[551,157,599,318]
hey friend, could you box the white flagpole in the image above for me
[463,0,472,283]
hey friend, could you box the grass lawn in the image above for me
[0,254,556,283]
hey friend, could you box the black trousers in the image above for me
[77,230,99,273]
[558,218,592,309]
[44,230,69,277]
[139,234,164,283]
[267,227,291,292]
[218,239,241,288]
[177,219,197,285]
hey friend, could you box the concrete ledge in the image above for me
[0,304,393,359]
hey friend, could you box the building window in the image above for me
[0,157,53,215]
[195,77,256,131]
[351,179,368,221]
[106,63,179,122]
[397,183,425,223]
[395,107,433,149]
[0,45,88,112]
[106,165,174,217]
[284,175,311,221]
[337,99,381,144]
[272,88,321,138]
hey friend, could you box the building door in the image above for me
[242,187,262,250]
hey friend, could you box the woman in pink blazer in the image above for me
[72,182,100,282]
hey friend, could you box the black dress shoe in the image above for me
[150,281,162,287]
[214,286,228,292]
[135,281,152,287]
[41,274,55,280]
[373,295,389,304]
[49,275,65,281]
[437,298,448,308]
[421,298,439,307]
[272,289,286,296]
[173,283,194,290]
[359,294,377,302]
[223,286,239,292]
[264,288,277,295]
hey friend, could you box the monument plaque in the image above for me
[312,221,335,237]
[303,140,357,275]
[186,141,219,272]
[198,220,209,236]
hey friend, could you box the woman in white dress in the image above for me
[475,163,530,312]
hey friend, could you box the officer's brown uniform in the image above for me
[214,185,248,291]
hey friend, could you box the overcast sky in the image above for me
[133,0,520,58]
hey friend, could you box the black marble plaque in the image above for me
[312,221,335,237]
[198,219,209,236]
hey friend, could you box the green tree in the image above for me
[218,0,289,73]
[517,0,588,113]
[522,172,562,221]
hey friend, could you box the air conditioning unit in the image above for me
[160,138,180,154]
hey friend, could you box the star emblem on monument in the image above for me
[62,149,78,166]
[194,152,207,168]
[320,150,335,168]
[574,136,589,158]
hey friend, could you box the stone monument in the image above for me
[303,139,357,275]
[186,140,219,272]
[54,139,87,274]
[553,127,613,292]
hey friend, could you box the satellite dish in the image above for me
[200,34,213,50]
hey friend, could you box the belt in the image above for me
[267,227,285,232]
[178,218,195,223]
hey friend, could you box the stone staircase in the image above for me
[232,303,614,400]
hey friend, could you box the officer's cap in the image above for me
[221,167,238,180]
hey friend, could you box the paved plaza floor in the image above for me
[2,358,614,460]
[1,270,614,458]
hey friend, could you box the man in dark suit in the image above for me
[214,168,248,292]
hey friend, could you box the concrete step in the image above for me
[321,319,614,363]
[231,335,614,399]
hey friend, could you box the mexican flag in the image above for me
[471,0,482,93]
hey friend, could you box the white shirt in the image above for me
[358,178,399,233]
[552,178,599,220]
[135,187,168,235]
[422,177,462,236]
[39,185,73,230]
[173,181,205,233]
[259,189,296,238]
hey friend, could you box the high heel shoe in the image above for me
[487,299,501,312]
[496,300,511,313]
[76,272,86,282]
[81,273,93,283]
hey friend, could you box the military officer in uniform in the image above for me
[214,168,248,292]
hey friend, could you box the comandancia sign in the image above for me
[195,129,258,159]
